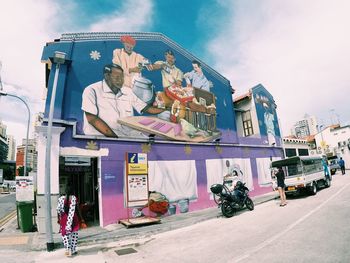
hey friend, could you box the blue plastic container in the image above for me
[178,199,189,213]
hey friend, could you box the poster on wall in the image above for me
[42,32,236,144]
[125,153,149,207]
[127,174,148,202]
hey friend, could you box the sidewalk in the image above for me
[0,190,279,252]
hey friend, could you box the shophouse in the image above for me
[314,124,350,165]
[36,32,284,232]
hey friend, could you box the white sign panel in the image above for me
[127,174,148,202]
[16,176,34,201]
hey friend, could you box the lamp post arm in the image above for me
[2,93,31,176]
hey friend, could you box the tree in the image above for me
[17,166,32,176]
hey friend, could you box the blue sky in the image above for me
[1,0,350,144]
[54,0,229,63]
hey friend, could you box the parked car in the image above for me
[328,156,340,175]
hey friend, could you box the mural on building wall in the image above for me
[205,158,253,199]
[253,85,281,145]
[147,160,198,202]
[42,33,237,143]
[256,157,282,186]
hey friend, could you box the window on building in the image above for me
[242,111,254,136]
[285,148,297,157]
[298,148,309,156]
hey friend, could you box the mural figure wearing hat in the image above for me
[112,35,151,88]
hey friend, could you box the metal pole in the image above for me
[0,92,30,176]
[44,62,60,251]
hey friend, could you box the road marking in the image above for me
[0,210,16,227]
[231,182,350,263]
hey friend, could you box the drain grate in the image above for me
[115,247,138,256]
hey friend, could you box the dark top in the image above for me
[275,168,285,188]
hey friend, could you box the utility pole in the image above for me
[45,51,67,252]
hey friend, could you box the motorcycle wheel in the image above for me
[245,197,254,211]
[221,200,236,218]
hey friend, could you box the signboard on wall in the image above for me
[125,153,149,207]
[127,152,148,174]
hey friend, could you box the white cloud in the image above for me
[0,0,154,144]
[207,0,350,135]
[89,0,154,32]
[0,0,60,143]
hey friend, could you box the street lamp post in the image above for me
[45,51,67,252]
[0,91,30,176]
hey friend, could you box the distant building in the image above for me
[291,115,318,139]
[0,120,6,138]
[0,120,8,162]
[16,138,37,174]
[6,135,16,161]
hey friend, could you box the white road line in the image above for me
[231,182,350,263]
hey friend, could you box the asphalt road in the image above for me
[0,192,16,221]
[98,173,350,263]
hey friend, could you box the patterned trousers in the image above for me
[62,231,78,253]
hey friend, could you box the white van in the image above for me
[271,156,331,195]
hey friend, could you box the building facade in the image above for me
[314,124,350,166]
[36,32,284,232]
[6,135,16,161]
[0,120,8,162]
[16,138,37,175]
[282,136,309,157]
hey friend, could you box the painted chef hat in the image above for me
[120,35,136,46]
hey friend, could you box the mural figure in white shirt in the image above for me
[81,64,164,137]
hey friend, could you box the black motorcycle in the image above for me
[210,181,254,218]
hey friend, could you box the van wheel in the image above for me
[309,183,317,195]
[324,178,331,188]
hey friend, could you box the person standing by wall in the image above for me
[339,157,346,175]
[56,184,81,257]
[322,157,331,180]
[275,167,287,207]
